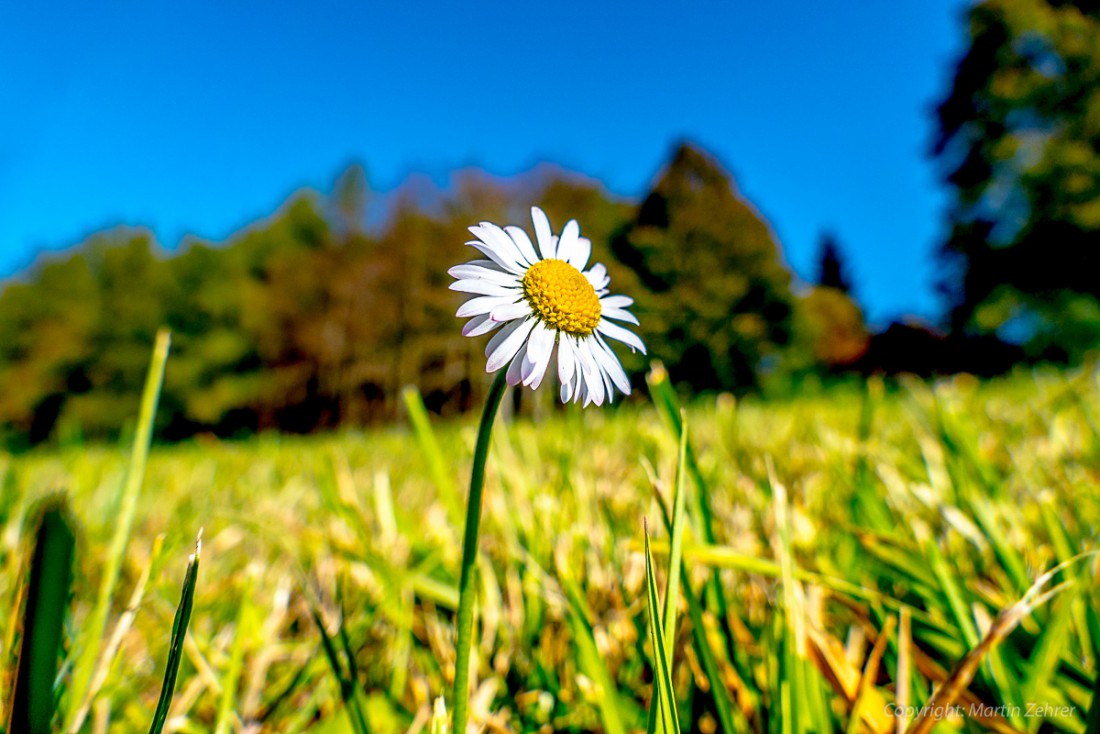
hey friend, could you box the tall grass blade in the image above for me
[66,329,171,731]
[402,386,463,526]
[7,501,76,734]
[663,413,688,666]
[647,364,735,666]
[650,430,743,734]
[310,603,372,734]
[644,520,681,734]
[148,530,201,734]
[214,568,256,734]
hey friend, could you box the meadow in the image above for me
[2,360,1099,733]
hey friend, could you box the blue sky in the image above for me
[0,0,968,323]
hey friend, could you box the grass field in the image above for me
[2,363,1099,733]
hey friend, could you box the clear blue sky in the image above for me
[0,0,968,324]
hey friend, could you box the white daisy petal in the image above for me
[520,353,537,384]
[505,225,539,265]
[506,342,528,386]
[448,264,518,286]
[529,350,553,389]
[523,324,555,388]
[599,295,634,309]
[601,368,615,404]
[576,341,605,406]
[531,206,556,260]
[591,343,615,403]
[594,334,631,395]
[525,322,554,365]
[486,318,536,372]
[463,315,504,337]
[557,334,576,387]
[560,380,573,403]
[569,237,592,271]
[451,258,509,273]
[490,301,534,323]
[450,280,517,296]
[600,306,640,325]
[466,240,526,275]
[485,317,524,358]
[584,263,609,290]
[478,222,529,266]
[457,295,516,319]
[556,220,580,264]
[597,319,646,354]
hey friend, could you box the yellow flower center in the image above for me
[521,258,602,336]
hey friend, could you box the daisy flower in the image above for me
[449,206,645,406]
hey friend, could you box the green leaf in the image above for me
[644,521,681,734]
[8,501,76,734]
[148,532,201,734]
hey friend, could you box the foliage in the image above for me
[2,366,1098,732]
[793,286,870,369]
[815,232,854,295]
[933,0,1100,359]
[0,146,846,444]
[612,143,796,391]
[0,167,639,444]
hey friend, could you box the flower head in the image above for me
[450,206,645,406]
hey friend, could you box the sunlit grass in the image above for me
[1,365,1099,732]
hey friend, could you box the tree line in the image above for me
[0,144,869,445]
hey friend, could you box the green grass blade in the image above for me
[1020,592,1075,714]
[652,470,743,734]
[8,501,76,734]
[644,521,681,734]
[560,571,629,734]
[662,413,688,665]
[769,464,804,734]
[148,531,201,734]
[430,697,449,734]
[66,329,171,731]
[214,569,256,734]
[1086,664,1100,734]
[647,364,736,669]
[681,569,742,733]
[310,604,372,734]
[402,386,463,526]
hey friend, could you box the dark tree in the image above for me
[612,142,795,391]
[815,232,853,294]
[933,0,1100,359]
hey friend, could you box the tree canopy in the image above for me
[612,143,795,390]
[933,0,1100,359]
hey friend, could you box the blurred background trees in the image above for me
[0,142,851,444]
[611,143,795,390]
[933,0,1100,361]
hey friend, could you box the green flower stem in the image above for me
[452,368,509,733]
